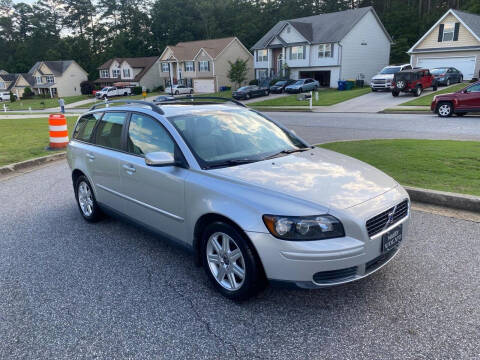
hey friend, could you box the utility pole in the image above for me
[168,63,174,96]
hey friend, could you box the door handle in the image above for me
[86,153,95,160]
[122,164,136,173]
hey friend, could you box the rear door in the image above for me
[118,112,189,241]
[87,111,128,211]
[458,83,480,110]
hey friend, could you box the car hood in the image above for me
[211,148,398,210]
[372,74,394,81]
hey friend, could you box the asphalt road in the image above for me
[267,111,480,144]
[1,161,479,359]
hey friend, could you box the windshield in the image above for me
[431,68,447,75]
[168,109,307,168]
[380,66,401,74]
[101,87,110,91]
[274,81,286,86]
[293,80,304,85]
[237,86,250,91]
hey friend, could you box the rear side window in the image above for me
[94,112,127,150]
[127,113,174,156]
[73,113,102,142]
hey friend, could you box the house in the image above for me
[158,37,254,93]
[95,57,162,90]
[28,60,88,97]
[251,7,392,88]
[0,72,35,98]
[408,9,480,80]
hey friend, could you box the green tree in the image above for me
[228,59,249,89]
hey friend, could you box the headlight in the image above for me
[262,214,345,240]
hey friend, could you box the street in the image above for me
[1,134,479,358]
[268,111,480,144]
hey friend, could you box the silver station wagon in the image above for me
[67,98,410,300]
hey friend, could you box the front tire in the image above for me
[74,175,103,222]
[202,222,264,300]
[413,86,423,97]
[437,102,453,117]
[175,90,179,95]
[245,94,250,100]
[446,79,451,86]
[392,90,399,97]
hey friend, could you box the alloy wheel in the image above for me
[206,232,246,291]
[438,104,451,116]
[78,181,94,217]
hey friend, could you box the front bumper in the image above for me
[371,82,392,90]
[247,197,410,289]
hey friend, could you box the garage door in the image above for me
[416,56,476,80]
[194,79,215,93]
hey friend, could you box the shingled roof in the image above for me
[163,37,236,61]
[251,7,391,50]
[97,56,160,82]
[29,60,75,76]
[451,9,480,38]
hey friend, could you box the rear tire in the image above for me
[74,175,103,222]
[437,102,453,117]
[432,83,438,91]
[392,90,399,97]
[175,90,179,95]
[371,88,377,92]
[202,222,265,300]
[190,89,193,94]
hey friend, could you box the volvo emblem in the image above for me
[385,206,396,228]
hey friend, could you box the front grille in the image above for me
[313,266,357,284]
[365,247,398,273]
[366,200,409,237]
[372,79,386,84]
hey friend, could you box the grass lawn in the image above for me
[5,95,92,111]
[319,139,480,196]
[249,87,371,107]
[0,116,77,166]
[401,83,466,106]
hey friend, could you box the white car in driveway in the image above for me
[0,92,16,101]
[371,64,412,91]
[165,84,194,95]
[67,98,410,300]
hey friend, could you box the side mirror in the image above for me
[145,152,175,167]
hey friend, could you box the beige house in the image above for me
[28,60,88,97]
[0,73,34,98]
[95,57,162,91]
[159,37,254,93]
[408,9,480,80]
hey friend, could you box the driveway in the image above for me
[315,89,436,113]
[0,161,479,359]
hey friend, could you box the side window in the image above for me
[127,113,174,156]
[466,84,480,93]
[94,112,127,150]
[73,113,102,142]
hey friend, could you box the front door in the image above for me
[118,112,188,241]
[458,83,480,110]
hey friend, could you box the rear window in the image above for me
[73,113,103,142]
[94,112,127,150]
[395,72,413,81]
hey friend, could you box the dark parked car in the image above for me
[232,85,269,100]
[392,69,437,97]
[430,67,463,86]
[431,81,480,117]
[269,80,296,93]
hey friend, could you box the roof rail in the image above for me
[155,96,247,108]
[89,99,164,114]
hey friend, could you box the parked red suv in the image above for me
[431,82,480,117]
[392,69,437,97]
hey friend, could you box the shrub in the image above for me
[153,85,164,92]
[80,81,95,95]
[9,92,16,102]
[132,86,142,95]
[249,79,258,85]
[23,87,34,99]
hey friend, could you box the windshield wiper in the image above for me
[204,158,260,169]
[264,147,311,160]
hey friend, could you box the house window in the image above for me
[318,44,332,58]
[161,63,169,72]
[442,23,455,42]
[100,69,109,78]
[256,50,268,62]
[112,69,120,78]
[185,61,194,72]
[122,68,130,78]
[290,46,305,60]
[0,82,5,89]
[46,75,54,84]
[257,69,268,80]
[36,76,42,84]
[199,61,210,72]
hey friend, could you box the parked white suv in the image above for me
[95,86,131,99]
[0,92,15,101]
[371,64,412,91]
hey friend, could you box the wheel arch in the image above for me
[435,100,454,113]
[192,213,266,279]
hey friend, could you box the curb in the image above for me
[404,186,480,213]
[0,152,66,176]
[381,110,430,115]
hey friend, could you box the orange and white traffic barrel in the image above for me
[48,113,69,149]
